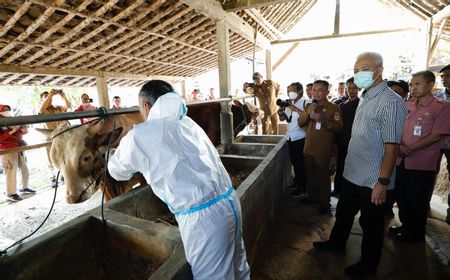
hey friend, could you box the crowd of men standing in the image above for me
[243,52,450,279]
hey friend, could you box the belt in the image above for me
[170,187,234,216]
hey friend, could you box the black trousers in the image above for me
[334,146,347,194]
[287,138,306,190]
[329,178,385,268]
[396,159,435,239]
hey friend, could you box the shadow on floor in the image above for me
[252,196,450,280]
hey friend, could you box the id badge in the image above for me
[315,122,321,130]
[413,125,422,136]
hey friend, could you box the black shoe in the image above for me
[394,232,425,243]
[344,261,376,279]
[319,207,331,215]
[19,188,36,194]
[312,240,345,254]
[330,190,340,198]
[7,194,23,202]
[388,226,403,235]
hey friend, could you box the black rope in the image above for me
[0,172,60,257]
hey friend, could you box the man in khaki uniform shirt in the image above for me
[299,80,343,213]
[243,72,280,134]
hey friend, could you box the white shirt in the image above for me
[284,97,310,141]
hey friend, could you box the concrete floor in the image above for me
[252,196,450,280]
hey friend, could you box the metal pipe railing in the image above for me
[0,94,257,128]
[0,107,140,128]
[0,142,51,156]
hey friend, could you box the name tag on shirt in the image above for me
[315,122,321,130]
[413,125,422,136]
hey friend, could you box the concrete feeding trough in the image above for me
[0,213,180,280]
[0,135,290,279]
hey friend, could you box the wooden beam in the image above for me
[429,18,448,60]
[0,64,186,81]
[223,0,296,12]
[272,42,299,71]
[333,0,340,35]
[265,49,272,80]
[432,4,450,23]
[180,0,271,49]
[96,77,109,107]
[272,27,418,44]
[245,9,284,39]
[216,20,233,144]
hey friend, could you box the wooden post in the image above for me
[216,20,233,144]
[333,0,340,35]
[265,49,272,80]
[96,76,110,108]
[423,18,433,69]
[181,79,187,101]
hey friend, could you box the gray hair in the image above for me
[356,52,383,67]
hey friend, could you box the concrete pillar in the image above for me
[217,20,233,144]
[96,76,110,108]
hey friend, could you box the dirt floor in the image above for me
[0,183,101,251]
[252,195,450,280]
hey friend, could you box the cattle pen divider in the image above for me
[0,94,256,156]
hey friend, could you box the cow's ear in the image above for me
[87,119,104,136]
[95,127,123,148]
[233,100,242,106]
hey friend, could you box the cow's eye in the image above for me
[83,156,91,161]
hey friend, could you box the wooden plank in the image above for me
[180,0,271,48]
[0,142,51,156]
[0,1,32,37]
[0,64,185,81]
[272,27,417,44]
[223,0,296,12]
[217,21,231,98]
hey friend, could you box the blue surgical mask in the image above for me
[354,71,375,89]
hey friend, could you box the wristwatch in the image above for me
[378,177,390,187]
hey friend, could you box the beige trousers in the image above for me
[1,152,29,195]
[261,112,279,135]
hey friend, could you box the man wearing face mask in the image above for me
[0,105,35,202]
[299,80,343,214]
[278,82,310,197]
[312,52,407,278]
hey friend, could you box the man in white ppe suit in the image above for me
[108,80,250,279]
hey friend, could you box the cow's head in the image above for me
[49,122,123,204]
[232,100,264,136]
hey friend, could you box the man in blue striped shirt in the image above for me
[313,52,407,278]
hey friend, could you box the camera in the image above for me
[55,89,63,94]
[276,99,292,108]
[247,82,255,88]
[88,98,93,103]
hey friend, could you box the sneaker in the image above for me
[19,188,36,194]
[312,240,345,254]
[344,261,376,278]
[49,177,57,188]
[7,194,23,202]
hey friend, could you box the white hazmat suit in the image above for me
[108,92,250,279]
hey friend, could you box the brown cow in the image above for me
[50,102,261,203]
